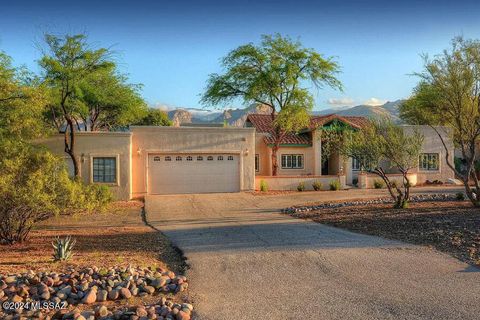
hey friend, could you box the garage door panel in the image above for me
[148,154,240,194]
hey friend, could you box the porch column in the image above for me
[313,130,322,175]
[358,172,368,189]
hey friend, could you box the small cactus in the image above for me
[52,236,76,261]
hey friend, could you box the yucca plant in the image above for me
[52,236,76,261]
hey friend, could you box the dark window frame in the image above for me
[93,157,117,183]
[281,154,304,169]
[419,153,439,171]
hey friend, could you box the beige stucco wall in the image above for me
[39,132,132,200]
[255,133,272,176]
[255,175,341,191]
[362,173,418,189]
[254,137,315,176]
[130,126,255,198]
[253,125,455,186]
[277,146,314,176]
[402,125,454,184]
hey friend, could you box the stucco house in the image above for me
[40,114,455,200]
[246,114,455,190]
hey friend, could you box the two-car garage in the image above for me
[147,153,241,194]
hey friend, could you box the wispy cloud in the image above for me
[363,98,387,106]
[326,97,355,107]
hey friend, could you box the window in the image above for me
[217,156,223,161]
[176,156,182,161]
[419,153,439,171]
[255,154,259,172]
[207,156,214,161]
[281,154,303,169]
[165,156,171,161]
[153,156,161,162]
[227,155,234,161]
[93,157,116,183]
[197,156,203,161]
[352,158,361,171]
[186,156,193,161]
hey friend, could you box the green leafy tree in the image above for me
[75,66,148,131]
[134,108,172,126]
[39,34,114,177]
[0,52,49,140]
[341,119,424,208]
[0,51,112,244]
[201,34,342,175]
[401,37,480,207]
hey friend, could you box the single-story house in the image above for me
[40,114,455,200]
[246,114,455,190]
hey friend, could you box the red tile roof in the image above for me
[309,114,369,129]
[246,113,369,145]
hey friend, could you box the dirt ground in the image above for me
[290,201,480,267]
[0,201,187,275]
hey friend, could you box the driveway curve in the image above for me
[145,191,480,320]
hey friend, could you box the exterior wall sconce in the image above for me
[244,148,249,156]
[137,147,142,155]
[80,153,86,163]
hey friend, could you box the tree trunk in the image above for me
[64,117,80,177]
[429,126,480,208]
[271,143,279,176]
[462,178,480,207]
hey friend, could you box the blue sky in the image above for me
[1,0,479,111]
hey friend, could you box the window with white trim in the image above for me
[93,157,116,183]
[255,154,259,172]
[281,154,303,169]
[419,153,439,171]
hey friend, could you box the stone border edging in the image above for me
[282,193,461,214]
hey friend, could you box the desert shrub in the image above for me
[456,192,465,201]
[297,182,305,192]
[260,179,268,192]
[329,179,341,191]
[373,179,384,189]
[82,184,113,213]
[0,140,112,244]
[312,181,322,191]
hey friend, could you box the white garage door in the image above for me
[148,154,240,194]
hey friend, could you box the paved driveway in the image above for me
[145,190,479,320]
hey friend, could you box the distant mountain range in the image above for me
[167,104,272,127]
[312,100,405,122]
[164,99,405,127]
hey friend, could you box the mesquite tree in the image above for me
[342,119,424,208]
[201,34,342,175]
[401,37,480,207]
[39,34,113,177]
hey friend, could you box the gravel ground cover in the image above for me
[0,201,192,320]
[285,200,480,267]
